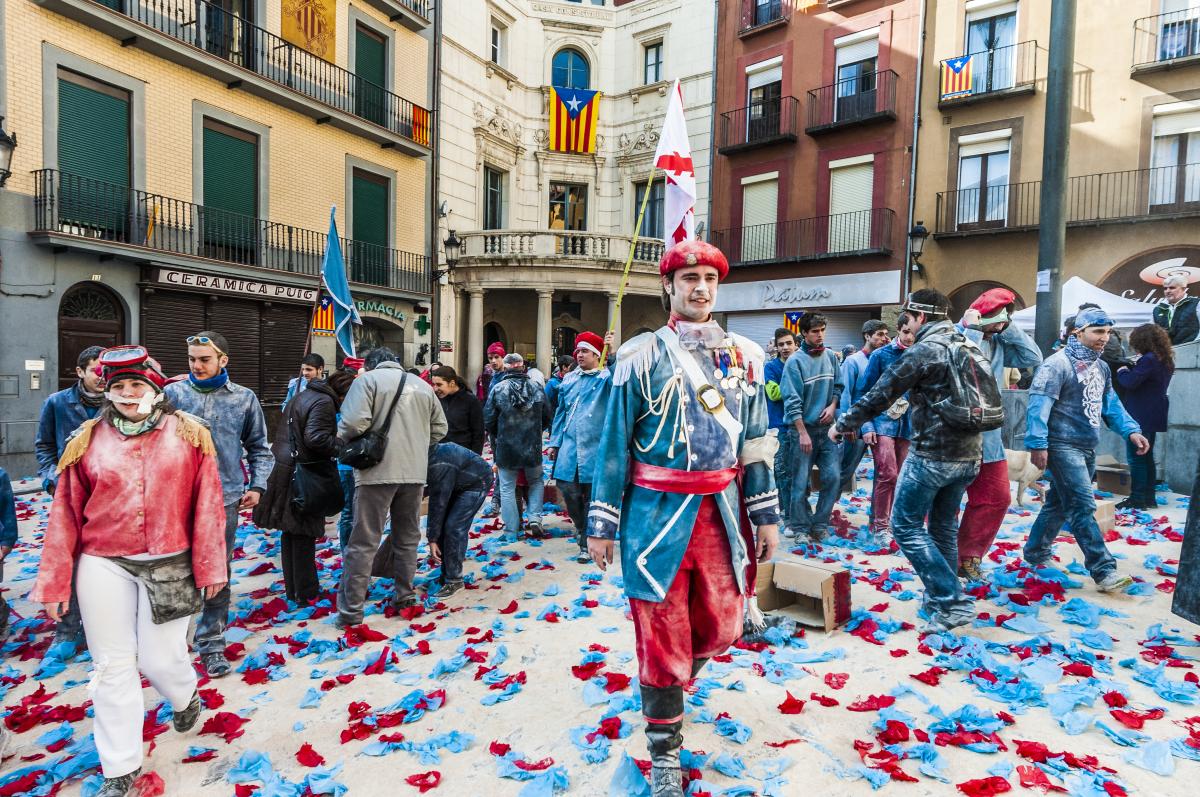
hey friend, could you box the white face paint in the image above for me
[106,378,163,418]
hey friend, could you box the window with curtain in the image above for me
[955,135,1011,229]
[1150,108,1200,210]
[966,6,1018,93]
[552,48,590,90]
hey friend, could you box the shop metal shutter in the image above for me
[829,162,874,252]
[260,303,312,410]
[141,291,208,380]
[205,297,262,398]
[726,311,787,351]
[740,178,778,262]
[820,311,872,352]
[352,172,390,284]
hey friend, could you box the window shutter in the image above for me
[829,162,874,251]
[352,172,390,284]
[355,27,388,124]
[58,76,130,186]
[203,125,257,218]
[741,178,778,261]
[835,36,880,67]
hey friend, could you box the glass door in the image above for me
[956,149,1011,229]
[835,58,877,122]
[966,11,1017,93]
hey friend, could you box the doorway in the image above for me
[58,282,126,390]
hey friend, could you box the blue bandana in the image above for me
[189,368,229,393]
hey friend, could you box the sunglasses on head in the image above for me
[187,335,226,356]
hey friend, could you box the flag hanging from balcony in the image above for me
[941,55,974,99]
[654,79,696,249]
[312,293,335,337]
[783,311,804,336]
[321,208,362,358]
[549,87,601,154]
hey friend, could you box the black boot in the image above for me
[690,658,709,679]
[641,685,685,797]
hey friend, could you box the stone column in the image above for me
[536,288,554,375]
[606,291,622,349]
[466,288,485,387]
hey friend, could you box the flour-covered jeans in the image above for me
[1024,446,1117,581]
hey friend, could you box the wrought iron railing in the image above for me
[937,40,1037,103]
[806,69,898,132]
[85,0,430,146]
[459,229,664,265]
[740,0,791,32]
[32,169,431,293]
[399,0,431,19]
[934,163,1200,234]
[717,96,800,152]
[710,208,895,265]
[1134,9,1200,69]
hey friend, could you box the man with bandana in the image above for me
[587,240,780,797]
[1024,307,1148,593]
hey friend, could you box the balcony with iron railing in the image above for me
[1133,9,1200,74]
[710,208,895,266]
[37,0,432,154]
[456,229,664,266]
[739,0,791,35]
[806,69,898,135]
[31,169,431,295]
[933,163,1200,236]
[937,40,1037,108]
[717,96,800,155]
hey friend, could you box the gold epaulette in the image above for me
[56,418,101,473]
[174,411,217,456]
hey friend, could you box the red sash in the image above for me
[630,462,738,495]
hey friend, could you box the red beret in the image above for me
[486,342,506,357]
[970,287,1017,316]
[573,331,604,356]
[659,240,729,280]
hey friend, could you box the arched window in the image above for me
[552,48,590,90]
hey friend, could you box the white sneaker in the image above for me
[1096,572,1133,593]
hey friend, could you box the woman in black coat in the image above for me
[1115,324,1174,510]
[431,366,485,454]
[254,379,342,602]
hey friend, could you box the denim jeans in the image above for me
[773,427,796,527]
[1126,431,1157,505]
[891,453,978,621]
[840,437,869,494]
[787,425,841,535]
[338,470,356,552]
[1024,446,1117,581]
[498,465,544,534]
[436,487,490,582]
[194,502,240,656]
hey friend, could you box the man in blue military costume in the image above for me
[586,240,781,797]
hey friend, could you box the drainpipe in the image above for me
[902,0,928,301]
[428,1,443,366]
[705,0,719,239]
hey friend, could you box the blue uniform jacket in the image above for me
[958,322,1042,463]
[857,343,911,440]
[35,384,100,490]
[587,327,781,603]
[763,357,786,430]
[0,468,17,547]
[548,368,612,483]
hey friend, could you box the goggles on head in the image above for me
[901,294,945,317]
[186,335,227,357]
[99,345,150,368]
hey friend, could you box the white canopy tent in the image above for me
[1011,276,1157,332]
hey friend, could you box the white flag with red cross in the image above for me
[654,79,696,249]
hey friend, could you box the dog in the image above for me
[1005,449,1046,507]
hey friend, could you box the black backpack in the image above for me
[929,331,1005,432]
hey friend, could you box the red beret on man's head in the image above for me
[659,240,730,280]
[487,342,506,358]
[573,331,604,357]
[970,287,1017,317]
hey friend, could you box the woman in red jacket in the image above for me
[32,346,227,797]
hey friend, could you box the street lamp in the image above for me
[0,118,18,188]
[437,229,461,284]
[907,221,929,273]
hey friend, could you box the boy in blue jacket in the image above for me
[763,327,797,526]
[425,443,494,598]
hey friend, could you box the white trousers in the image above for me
[76,554,197,777]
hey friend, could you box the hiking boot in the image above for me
[958,557,985,582]
[393,595,419,610]
[918,610,972,636]
[650,765,684,797]
[334,613,360,630]
[435,580,464,599]
[1115,497,1142,511]
[1096,571,1133,593]
[201,652,231,678]
[575,547,591,564]
[96,769,140,797]
[525,521,545,539]
[173,690,202,733]
[807,527,826,543]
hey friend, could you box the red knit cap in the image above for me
[487,342,506,358]
[573,331,604,357]
[659,240,730,280]
[970,287,1017,318]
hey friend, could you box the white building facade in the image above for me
[436,0,715,383]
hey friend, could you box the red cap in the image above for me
[342,356,365,372]
[970,287,1017,316]
[487,342,507,358]
[659,240,729,280]
[99,346,168,391]
[573,331,604,357]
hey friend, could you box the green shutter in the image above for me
[202,124,258,263]
[351,173,389,284]
[355,28,387,125]
[58,76,130,235]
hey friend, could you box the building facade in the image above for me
[436,0,715,384]
[0,0,435,473]
[709,0,922,350]
[914,0,1200,322]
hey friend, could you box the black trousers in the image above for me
[280,532,320,602]
[558,481,592,547]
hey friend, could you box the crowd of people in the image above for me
[0,249,1192,796]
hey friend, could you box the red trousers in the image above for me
[870,436,909,533]
[957,459,1010,561]
[629,496,743,690]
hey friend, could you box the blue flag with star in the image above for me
[321,207,361,357]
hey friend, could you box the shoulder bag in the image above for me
[339,371,409,470]
[289,399,345,517]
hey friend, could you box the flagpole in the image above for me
[600,161,659,364]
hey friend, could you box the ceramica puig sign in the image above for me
[156,269,317,303]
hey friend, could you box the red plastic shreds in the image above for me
[1109,708,1165,730]
[890,649,909,658]
[571,661,605,680]
[1102,691,1128,708]
[588,644,611,653]
[825,673,849,689]
[847,694,896,712]
[956,776,1012,797]
[809,693,839,707]
[364,647,395,675]
[343,624,387,647]
[543,612,560,623]
[199,688,225,710]
[133,771,166,797]
[911,666,948,686]
[224,643,247,661]
[405,771,441,793]
[878,719,911,744]
[296,743,326,767]
[414,640,432,656]
[777,692,805,715]
[603,672,632,693]
[234,785,258,797]
[182,748,217,763]
[1102,781,1128,797]
[246,562,274,576]
[489,741,511,757]
[850,618,884,646]
[1188,672,1200,685]
[499,601,519,614]
[586,716,624,743]
[242,668,270,685]
[199,711,250,743]
[914,728,931,743]
[0,770,47,797]
[513,757,554,772]
[1016,765,1067,793]
[764,738,804,748]
[399,605,426,621]
[1062,662,1094,678]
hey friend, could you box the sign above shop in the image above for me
[355,300,407,323]
[1099,247,1200,306]
[155,269,317,303]
[714,271,903,314]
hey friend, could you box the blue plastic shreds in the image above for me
[856,766,892,790]
[1022,657,1065,686]
[714,716,752,744]
[1132,663,1200,704]
[569,726,612,764]
[1073,630,1115,651]
[35,722,75,747]
[1123,740,1175,777]
[609,753,651,797]
[716,786,757,797]
[1057,710,1095,736]
[709,751,747,778]
[988,760,1015,778]
[1170,738,1200,761]
[1094,721,1149,748]
[299,687,324,709]
[1003,613,1054,634]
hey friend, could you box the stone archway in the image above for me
[58,282,126,389]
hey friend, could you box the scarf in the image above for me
[78,382,104,409]
[112,409,164,437]
[1065,335,1101,376]
[189,368,229,393]
[801,339,825,357]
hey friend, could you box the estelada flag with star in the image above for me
[654,79,696,249]
[549,87,601,154]
[783,311,804,336]
[312,292,335,337]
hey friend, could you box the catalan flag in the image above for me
[941,55,973,100]
[783,311,804,336]
[312,293,335,336]
[549,87,601,154]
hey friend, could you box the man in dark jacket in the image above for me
[1152,275,1200,345]
[832,289,985,634]
[484,354,552,538]
[425,442,494,598]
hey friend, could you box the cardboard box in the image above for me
[1094,498,1116,533]
[1094,466,1132,496]
[755,559,852,632]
